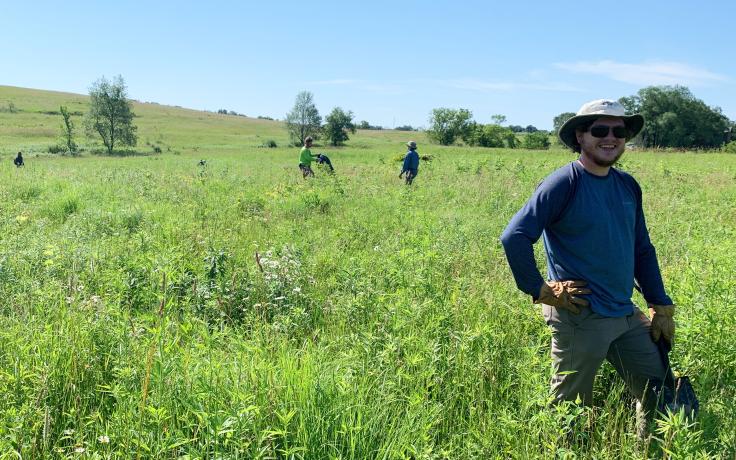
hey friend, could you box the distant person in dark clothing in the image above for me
[316,153,334,173]
[14,151,24,167]
[399,141,420,185]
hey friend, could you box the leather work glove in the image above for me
[649,304,675,345]
[534,280,591,314]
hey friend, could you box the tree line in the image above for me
[552,86,735,150]
[426,109,551,150]
[47,81,736,154]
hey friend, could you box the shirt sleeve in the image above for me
[500,166,574,298]
[402,153,410,172]
[631,180,673,305]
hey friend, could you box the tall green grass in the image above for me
[0,86,734,458]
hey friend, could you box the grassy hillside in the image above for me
[0,85,429,158]
[1,86,735,458]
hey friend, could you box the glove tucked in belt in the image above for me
[534,280,591,314]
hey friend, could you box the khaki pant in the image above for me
[542,304,667,408]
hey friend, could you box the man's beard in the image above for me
[582,147,625,167]
[592,151,623,167]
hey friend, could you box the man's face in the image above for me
[305,140,312,148]
[576,117,626,167]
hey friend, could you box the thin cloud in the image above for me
[555,60,728,86]
[443,78,583,92]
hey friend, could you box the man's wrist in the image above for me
[651,304,675,317]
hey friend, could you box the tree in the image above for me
[358,120,383,130]
[552,112,576,135]
[463,123,517,148]
[85,75,137,154]
[525,125,538,133]
[59,105,77,155]
[619,86,730,148]
[491,114,507,125]
[427,108,473,145]
[522,131,551,150]
[324,107,356,146]
[285,91,322,146]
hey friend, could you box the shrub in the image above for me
[723,141,736,153]
[261,139,278,148]
[0,102,18,113]
[48,144,65,154]
[522,131,551,150]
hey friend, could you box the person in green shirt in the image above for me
[299,136,318,178]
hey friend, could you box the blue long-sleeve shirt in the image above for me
[402,149,419,173]
[500,161,672,317]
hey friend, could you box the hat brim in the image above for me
[558,114,644,149]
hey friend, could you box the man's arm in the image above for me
[500,168,573,298]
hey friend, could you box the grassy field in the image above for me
[1,86,735,458]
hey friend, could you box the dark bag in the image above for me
[654,338,699,419]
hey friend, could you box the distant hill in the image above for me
[0,85,425,157]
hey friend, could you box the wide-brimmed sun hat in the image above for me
[558,99,644,149]
[407,140,417,149]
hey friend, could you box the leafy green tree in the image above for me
[491,114,507,125]
[522,131,551,150]
[619,86,730,148]
[85,75,137,154]
[464,123,517,148]
[504,130,519,149]
[723,140,736,153]
[552,112,576,134]
[59,105,78,155]
[285,91,322,146]
[552,111,576,145]
[427,108,473,145]
[358,120,382,130]
[324,107,356,146]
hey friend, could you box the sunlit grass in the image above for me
[0,86,734,458]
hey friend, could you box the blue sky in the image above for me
[2,0,734,130]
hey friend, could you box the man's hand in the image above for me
[535,280,591,314]
[649,304,675,344]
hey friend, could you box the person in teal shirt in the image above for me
[299,136,318,178]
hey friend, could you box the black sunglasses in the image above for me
[589,125,628,139]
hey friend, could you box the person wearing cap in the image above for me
[298,136,319,178]
[399,141,420,185]
[500,99,675,431]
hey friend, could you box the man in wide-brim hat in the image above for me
[399,140,420,185]
[501,99,676,437]
[558,99,643,170]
